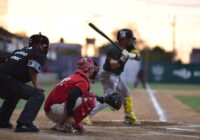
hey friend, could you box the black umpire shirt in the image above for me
[0,46,46,83]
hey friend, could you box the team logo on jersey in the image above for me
[10,56,22,61]
[15,51,28,56]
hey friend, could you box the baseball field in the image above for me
[0,82,200,140]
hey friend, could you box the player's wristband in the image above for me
[130,49,139,54]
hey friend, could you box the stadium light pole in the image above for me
[172,15,176,62]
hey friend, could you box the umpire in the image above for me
[0,33,49,132]
[0,56,6,67]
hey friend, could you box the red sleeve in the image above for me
[75,79,89,94]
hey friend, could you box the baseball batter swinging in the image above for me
[84,29,141,124]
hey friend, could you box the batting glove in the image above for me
[128,53,141,61]
[119,49,129,62]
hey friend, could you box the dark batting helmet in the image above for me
[29,32,49,47]
[117,29,136,40]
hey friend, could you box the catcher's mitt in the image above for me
[105,92,122,110]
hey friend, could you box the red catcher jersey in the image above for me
[44,72,90,112]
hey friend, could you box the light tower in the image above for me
[172,15,177,62]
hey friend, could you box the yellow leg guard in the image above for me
[124,97,138,124]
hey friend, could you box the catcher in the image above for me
[84,29,141,125]
[44,57,122,133]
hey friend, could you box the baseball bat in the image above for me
[88,23,117,47]
[88,23,139,59]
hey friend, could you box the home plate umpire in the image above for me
[0,33,49,132]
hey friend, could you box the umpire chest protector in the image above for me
[1,46,46,83]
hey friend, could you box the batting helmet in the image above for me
[117,29,136,41]
[29,32,49,47]
[77,57,99,82]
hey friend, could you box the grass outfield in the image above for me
[0,82,199,110]
[149,83,200,91]
[175,95,200,113]
[40,82,200,95]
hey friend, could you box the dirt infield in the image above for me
[0,89,200,140]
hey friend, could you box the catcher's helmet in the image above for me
[117,29,136,40]
[29,32,49,47]
[77,57,99,82]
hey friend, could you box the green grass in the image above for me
[90,82,133,96]
[148,83,200,91]
[175,95,200,113]
[0,82,199,110]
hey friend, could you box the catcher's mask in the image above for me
[77,57,99,83]
[29,32,49,54]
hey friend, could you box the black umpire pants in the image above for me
[0,72,45,124]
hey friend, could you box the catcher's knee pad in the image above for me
[73,92,97,124]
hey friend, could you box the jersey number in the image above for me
[57,77,71,86]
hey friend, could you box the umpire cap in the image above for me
[117,29,136,40]
[29,32,49,47]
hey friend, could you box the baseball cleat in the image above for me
[124,112,141,124]
[63,123,85,134]
[52,122,64,131]
[72,124,85,134]
[0,121,13,129]
[63,123,76,133]
[82,117,92,125]
[124,119,141,125]
[15,123,39,132]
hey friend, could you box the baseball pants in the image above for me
[88,69,131,118]
[0,72,45,124]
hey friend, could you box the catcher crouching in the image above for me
[44,58,122,133]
